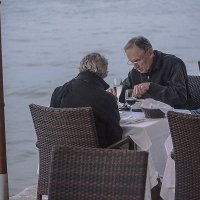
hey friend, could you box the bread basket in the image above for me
[141,108,165,118]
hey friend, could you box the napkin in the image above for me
[132,101,142,110]
[120,111,145,124]
[141,98,174,115]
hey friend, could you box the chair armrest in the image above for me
[107,136,136,150]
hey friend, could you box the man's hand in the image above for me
[133,82,150,98]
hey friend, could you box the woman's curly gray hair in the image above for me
[79,52,108,78]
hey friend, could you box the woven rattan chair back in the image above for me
[185,75,200,109]
[48,145,148,200]
[167,111,200,200]
[29,104,99,200]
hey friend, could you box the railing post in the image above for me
[0,1,9,199]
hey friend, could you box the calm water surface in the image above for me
[1,0,200,195]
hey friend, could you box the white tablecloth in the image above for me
[120,111,171,200]
[160,135,175,200]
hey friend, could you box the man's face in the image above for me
[126,45,153,73]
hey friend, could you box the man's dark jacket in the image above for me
[119,50,191,108]
[50,71,123,147]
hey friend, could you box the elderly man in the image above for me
[50,52,123,147]
[119,36,191,109]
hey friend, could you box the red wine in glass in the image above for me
[125,89,137,111]
[126,98,136,106]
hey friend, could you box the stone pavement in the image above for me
[9,184,163,200]
[9,185,47,200]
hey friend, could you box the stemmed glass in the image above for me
[113,78,123,101]
[125,89,137,111]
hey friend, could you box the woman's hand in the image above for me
[106,87,117,96]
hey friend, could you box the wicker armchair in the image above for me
[48,145,148,200]
[185,75,200,109]
[167,111,200,200]
[29,104,134,200]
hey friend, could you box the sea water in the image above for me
[1,0,200,195]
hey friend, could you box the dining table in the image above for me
[120,109,191,200]
[120,110,171,200]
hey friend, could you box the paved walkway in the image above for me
[9,185,47,200]
[9,184,164,200]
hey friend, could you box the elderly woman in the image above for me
[50,52,123,147]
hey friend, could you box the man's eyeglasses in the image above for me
[127,51,147,65]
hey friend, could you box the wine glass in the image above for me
[125,89,137,111]
[113,78,123,101]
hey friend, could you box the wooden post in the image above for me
[0,1,9,199]
[198,61,200,72]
